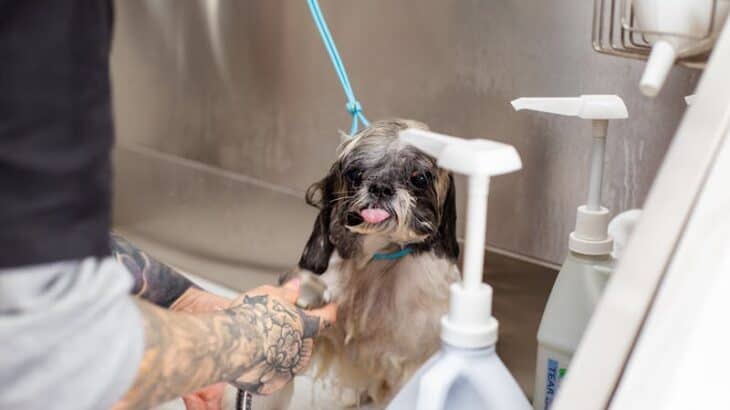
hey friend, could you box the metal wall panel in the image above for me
[111,0,697,265]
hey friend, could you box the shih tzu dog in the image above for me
[284,119,461,406]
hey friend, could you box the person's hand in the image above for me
[170,287,231,314]
[180,384,226,410]
[170,288,231,410]
[229,279,337,395]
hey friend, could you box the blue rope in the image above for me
[306,0,369,136]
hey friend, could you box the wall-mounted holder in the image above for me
[592,0,729,96]
[592,0,728,68]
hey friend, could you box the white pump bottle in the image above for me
[511,95,628,410]
[387,129,530,410]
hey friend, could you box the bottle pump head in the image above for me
[510,95,628,119]
[399,128,521,348]
[511,95,629,256]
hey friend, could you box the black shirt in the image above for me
[0,1,114,268]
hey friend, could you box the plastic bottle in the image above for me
[533,252,613,410]
[389,344,530,410]
[511,95,628,410]
[387,128,530,410]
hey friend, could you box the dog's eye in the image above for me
[410,172,430,189]
[345,169,363,187]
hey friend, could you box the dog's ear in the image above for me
[298,170,338,274]
[435,174,459,261]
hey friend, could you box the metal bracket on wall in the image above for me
[592,0,728,69]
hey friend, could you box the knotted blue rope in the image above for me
[307,0,370,136]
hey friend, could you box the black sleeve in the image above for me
[0,1,115,268]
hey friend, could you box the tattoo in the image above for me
[114,291,326,409]
[114,300,260,409]
[231,294,321,395]
[110,234,199,307]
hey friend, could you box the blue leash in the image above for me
[237,7,371,409]
[306,0,370,136]
[308,2,406,261]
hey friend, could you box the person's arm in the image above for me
[110,234,228,312]
[111,234,241,410]
[115,283,336,410]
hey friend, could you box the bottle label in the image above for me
[544,359,567,410]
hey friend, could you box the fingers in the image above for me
[236,281,337,330]
[171,288,232,313]
[261,279,337,329]
[243,282,300,305]
[181,394,205,410]
[281,276,301,292]
[307,303,338,331]
[258,376,290,396]
[279,279,300,304]
[181,384,225,410]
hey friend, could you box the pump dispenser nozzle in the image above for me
[511,95,628,256]
[389,129,531,410]
[511,95,628,119]
[399,128,521,348]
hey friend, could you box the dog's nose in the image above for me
[368,182,394,198]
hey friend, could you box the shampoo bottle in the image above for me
[512,95,628,410]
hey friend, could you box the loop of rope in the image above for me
[306,0,370,136]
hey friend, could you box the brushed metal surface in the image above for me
[113,145,316,289]
[111,0,697,267]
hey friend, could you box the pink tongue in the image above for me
[360,208,391,224]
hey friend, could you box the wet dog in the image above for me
[285,119,461,406]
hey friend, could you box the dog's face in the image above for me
[299,119,459,274]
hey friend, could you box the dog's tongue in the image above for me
[360,208,390,224]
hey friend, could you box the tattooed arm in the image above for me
[109,234,336,406]
[111,233,237,409]
[115,283,336,410]
[110,234,228,312]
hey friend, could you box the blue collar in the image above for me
[372,246,413,261]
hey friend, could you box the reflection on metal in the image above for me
[113,144,315,288]
[111,0,696,267]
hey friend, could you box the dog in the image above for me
[282,119,461,407]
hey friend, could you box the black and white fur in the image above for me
[286,119,461,406]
